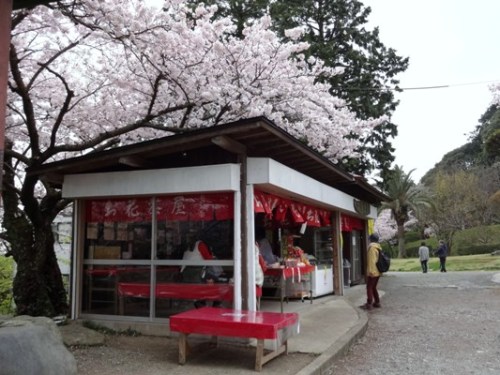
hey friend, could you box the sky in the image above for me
[363,0,500,181]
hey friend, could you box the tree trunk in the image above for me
[5,211,68,318]
[397,223,406,258]
[10,223,67,317]
[12,223,68,317]
[2,147,68,317]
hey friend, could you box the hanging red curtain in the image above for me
[253,191,272,216]
[341,214,364,232]
[299,205,321,227]
[319,209,331,226]
[254,189,330,227]
[273,199,289,222]
[289,203,305,224]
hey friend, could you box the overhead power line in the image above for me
[335,79,500,92]
[401,79,500,91]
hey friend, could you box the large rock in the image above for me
[0,316,77,375]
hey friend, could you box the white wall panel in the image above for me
[62,164,240,198]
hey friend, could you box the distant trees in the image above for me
[419,103,500,250]
[426,166,500,239]
[422,104,500,185]
[379,166,433,258]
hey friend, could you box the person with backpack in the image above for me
[435,240,448,272]
[360,233,383,311]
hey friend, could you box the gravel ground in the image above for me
[70,329,316,375]
[329,271,500,375]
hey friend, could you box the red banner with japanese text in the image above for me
[157,193,233,221]
[86,198,152,223]
[85,193,234,223]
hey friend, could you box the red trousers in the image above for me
[366,276,380,306]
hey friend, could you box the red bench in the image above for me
[169,306,299,371]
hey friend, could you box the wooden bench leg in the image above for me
[255,339,287,372]
[178,333,188,364]
[255,339,265,371]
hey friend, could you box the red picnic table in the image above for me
[264,264,315,312]
[169,306,300,371]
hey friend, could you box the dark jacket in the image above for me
[436,243,448,258]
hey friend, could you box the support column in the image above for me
[333,211,343,295]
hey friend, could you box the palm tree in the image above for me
[380,166,433,258]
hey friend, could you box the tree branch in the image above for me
[9,43,41,156]
[42,65,75,149]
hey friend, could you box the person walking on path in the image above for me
[418,241,430,273]
[435,240,448,272]
[360,233,382,310]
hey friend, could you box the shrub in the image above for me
[381,242,398,258]
[453,225,500,255]
[404,230,421,243]
[455,244,500,256]
[0,256,14,315]
[402,237,439,258]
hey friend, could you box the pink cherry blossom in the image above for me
[8,0,386,167]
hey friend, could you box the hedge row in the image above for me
[455,244,500,256]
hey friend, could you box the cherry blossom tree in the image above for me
[4,0,384,316]
[374,209,397,243]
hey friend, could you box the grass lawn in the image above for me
[390,254,500,272]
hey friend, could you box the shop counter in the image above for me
[169,306,299,371]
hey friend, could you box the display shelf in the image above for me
[84,269,119,314]
[314,228,333,264]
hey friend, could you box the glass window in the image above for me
[82,265,151,316]
[84,198,152,260]
[81,193,234,318]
